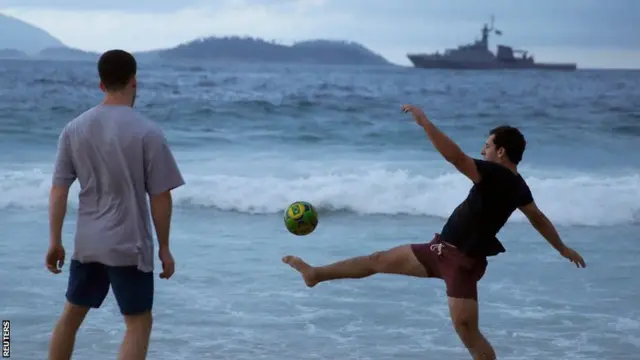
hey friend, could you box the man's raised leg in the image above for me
[282,244,429,287]
[448,297,496,360]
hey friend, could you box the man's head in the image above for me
[481,125,526,165]
[97,49,137,106]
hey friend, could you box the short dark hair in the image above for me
[97,49,137,91]
[489,125,526,164]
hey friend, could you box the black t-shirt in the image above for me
[439,159,534,258]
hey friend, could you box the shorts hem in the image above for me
[64,294,103,309]
[119,305,153,316]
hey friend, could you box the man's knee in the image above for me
[367,250,402,273]
[448,297,496,359]
[367,251,386,271]
[60,302,90,327]
[367,245,421,274]
[452,315,478,337]
[448,297,480,336]
[124,310,153,332]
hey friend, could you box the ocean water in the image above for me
[0,58,639,360]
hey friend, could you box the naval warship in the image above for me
[407,17,577,71]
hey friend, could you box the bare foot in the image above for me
[282,255,318,288]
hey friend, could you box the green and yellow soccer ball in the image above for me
[284,201,318,236]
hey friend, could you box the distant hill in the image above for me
[292,39,390,65]
[0,13,65,54]
[0,48,28,59]
[0,14,392,66]
[154,36,392,66]
[37,47,99,61]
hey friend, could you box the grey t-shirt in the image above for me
[52,104,185,272]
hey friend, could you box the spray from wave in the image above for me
[2,167,639,227]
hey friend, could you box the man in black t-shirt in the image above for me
[282,104,586,359]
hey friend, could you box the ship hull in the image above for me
[407,55,577,71]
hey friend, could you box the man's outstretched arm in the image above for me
[402,104,481,183]
[519,201,586,268]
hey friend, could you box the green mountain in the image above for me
[154,36,392,66]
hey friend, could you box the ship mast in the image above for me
[481,15,502,50]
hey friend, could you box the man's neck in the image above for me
[504,162,518,174]
[102,94,131,107]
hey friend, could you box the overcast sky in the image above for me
[1,0,638,68]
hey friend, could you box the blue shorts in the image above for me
[66,260,154,315]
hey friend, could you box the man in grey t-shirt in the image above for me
[45,49,185,360]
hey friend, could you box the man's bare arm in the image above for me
[520,202,588,270]
[49,185,70,247]
[49,127,75,247]
[149,191,173,250]
[403,105,481,183]
[519,202,568,253]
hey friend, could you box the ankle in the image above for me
[470,338,496,359]
[304,266,318,282]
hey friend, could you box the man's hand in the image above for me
[401,104,429,127]
[158,247,175,279]
[560,246,586,268]
[45,244,65,274]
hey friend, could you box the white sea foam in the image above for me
[1,164,638,227]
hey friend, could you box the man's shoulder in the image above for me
[107,109,166,147]
[100,105,162,134]
[139,121,165,143]
[132,115,163,139]
[472,158,507,171]
[62,106,162,144]
[64,105,100,129]
[515,173,532,193]
[65,104,145,127]
[111,108,161,134]
[471,158,510,179]
[103,106,156,127]
[475,158,524,178]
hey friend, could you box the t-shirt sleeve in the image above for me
[143,129,185,196]
[518,182,534,207]
[52,127,77,187]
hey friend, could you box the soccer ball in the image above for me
[284,201,318,236]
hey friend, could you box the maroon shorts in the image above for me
[411,234,488,301]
